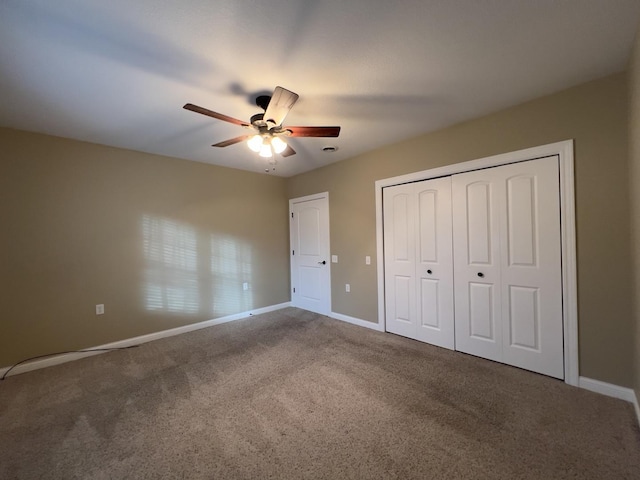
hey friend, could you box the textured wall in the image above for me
[288,73,632,387]
[0,129,290,367]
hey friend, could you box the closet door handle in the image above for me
[318,260,326,265]
[477,272,484,278]
[427,269,433,275]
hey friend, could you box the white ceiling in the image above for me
[1,1,639,177]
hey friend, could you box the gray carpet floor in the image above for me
[1,307,639,479]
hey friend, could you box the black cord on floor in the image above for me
[1,346,139,381]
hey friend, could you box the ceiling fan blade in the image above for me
[286,126,341,137]
[263,86,299,126]
[184,103,249,127]
[212,135,251,147]
[281,145,297,157]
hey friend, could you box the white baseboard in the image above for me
[0,302,292,379]
[579,376,640,426]
[329,311,384,332]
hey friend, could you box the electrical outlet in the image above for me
[96,304,105,315]
[345,284,350,293]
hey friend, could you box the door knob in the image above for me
[318,260,326,265]
[427,269,432,275]
[477,272,484,278]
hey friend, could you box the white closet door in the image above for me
[384,179,454,349]
[414,178,454,349]
[499,157,563,379]
[383,183,417,338]
[452,173,503,362]
[452,156,563,378]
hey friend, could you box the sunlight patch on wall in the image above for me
[141,215,255,317]
[211,234,253,316]
[142,215,199,313]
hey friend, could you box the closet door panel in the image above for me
[419,278,439,328]
[383,184,417,338]
[469,282,496,340]
[452,175,503,362]
[466,182,494,265]
[508,286,539,349]
[500,156,564,379]
[415,177,454,349]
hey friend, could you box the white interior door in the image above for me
[383,178,455,349]
[290,194,331,315]
[452,156,564,378]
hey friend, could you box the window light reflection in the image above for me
[211,234,253,315]
[142,215,199,313]
[141,215,255,316]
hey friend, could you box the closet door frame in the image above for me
[375,140,578,386]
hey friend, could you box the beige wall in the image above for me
[1,72,634,389]
[629,26,640,400]
[0,128,290,367]
[288,73,632,387]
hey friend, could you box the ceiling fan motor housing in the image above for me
[255,95,271,111]
[250,113,265,126]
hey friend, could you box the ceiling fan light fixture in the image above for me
[259,142,273,158]
[271,136,287,154]
[185,86,341,167]
[247,135,262,152]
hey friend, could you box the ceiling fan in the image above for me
[183,86,340,163]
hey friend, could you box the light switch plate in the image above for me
[332,255,338,263]
[365,256,371,265]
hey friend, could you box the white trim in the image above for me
[375,140,579,386]
[556,141,579,387]
[579,377,640,425]
[288,191,329,204]
[0,302,292,379]
[330,311,385,331]
[578,377,637,402]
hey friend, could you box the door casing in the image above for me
[375,140,578,386]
